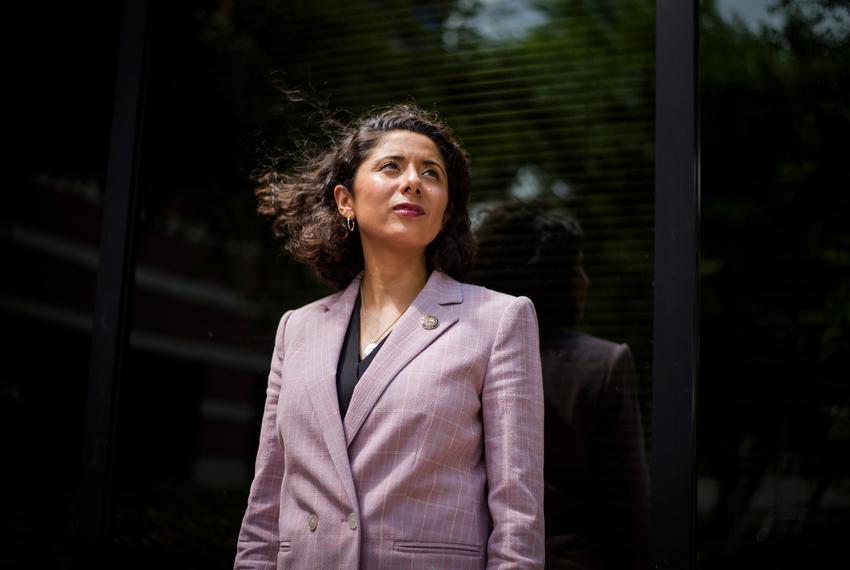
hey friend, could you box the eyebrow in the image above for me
[423,159,446,174]
[376,155,446,175]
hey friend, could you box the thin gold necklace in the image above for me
[359,288,405,357]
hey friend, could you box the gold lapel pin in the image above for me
[420,315,439,330]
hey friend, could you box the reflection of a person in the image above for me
[235,105,545,568]
[473,200,649,569]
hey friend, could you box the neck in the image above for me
[360,247,429,312]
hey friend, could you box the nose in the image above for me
[402,165,422,195]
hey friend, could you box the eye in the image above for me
[422,168,440,179]
[379,161,400,171]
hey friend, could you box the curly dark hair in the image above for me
[255,104,476,290]
[472,199,584,337]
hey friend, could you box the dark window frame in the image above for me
[78,0,150,565]
[650,0,698,568]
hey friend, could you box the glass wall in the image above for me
[2,3,121,568]
[22,1,850,566]
[698,1,850,567]
[88,1,655,567]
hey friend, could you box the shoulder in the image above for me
[452,280,539,357]
[544,329,627,353]
[293,289,343,317]
[541,332,634,389]
[560,333,625,359]
[457,280,537,322]
[273,288,345,336]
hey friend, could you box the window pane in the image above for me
[2,2,121,567]
[110,1,655,567]
[698,0,850,566]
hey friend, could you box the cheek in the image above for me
[352,182,386,217]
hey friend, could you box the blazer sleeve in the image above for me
[234,310,292,569]
[482,296,546,568]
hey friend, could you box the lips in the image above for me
[393,202,425,216]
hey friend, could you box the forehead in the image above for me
[366,130,444,164]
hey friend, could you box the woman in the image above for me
[235,105,544,569]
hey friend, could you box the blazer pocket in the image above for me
[393,540,480,557]
[279,540,292,552]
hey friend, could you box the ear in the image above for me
[333,184,355,218]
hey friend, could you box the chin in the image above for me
[395,240,432,253]
[386,229,438,247]
[363,227,439,255]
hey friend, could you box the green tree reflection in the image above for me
[699,0,850,566]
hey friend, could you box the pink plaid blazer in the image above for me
[235,270,545,569]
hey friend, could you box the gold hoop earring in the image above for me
[346,215,355,232]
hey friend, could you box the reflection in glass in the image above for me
[699,0,850,567]
[473,200,649,568]
[3,3,120,567]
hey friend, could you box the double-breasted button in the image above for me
[307,513,319,532]
[347,512,358,530]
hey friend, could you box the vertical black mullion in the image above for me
[78,0,149,565]
[650,0,698,568]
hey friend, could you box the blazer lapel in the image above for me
[343,270,464,447]
[304,274,362,509]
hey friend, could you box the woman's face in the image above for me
[335,130,450,258]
